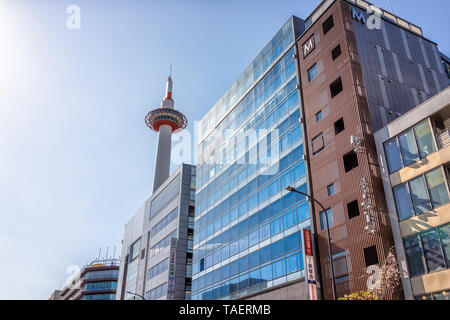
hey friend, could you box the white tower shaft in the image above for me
[153,124,172,192]
[152,75,174,192]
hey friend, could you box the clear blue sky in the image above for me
[0,0,448,299]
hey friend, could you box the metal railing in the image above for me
[436,127,450,150]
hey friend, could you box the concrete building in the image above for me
[374,87,450,300]
[116,164,196,300]
[51,258,120,300]
[192,0,448,300]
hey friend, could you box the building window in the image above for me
[332,251,349,282]
[312,133,325,155]
[393,167,450,221]
[404,235,426,277]
[343,151,358,173]
[384,137,403,174]
[327,184,335,196]
[363,246,379,267]
[409,175,432,215]
[414,120,437,158]
[347,200,360,219]
[330,77,343,98]
[307,63,318,82]
[319,208,333,230]
[332,44,342,60]
[416,291,450,300]
[322,15,334,35]
[383,119,437,174]
[316,111,323,122]
[404,224,450,277]
[393,183,415,221]
[129,238,141,261]
[425,168,450,208]
[421,228,446,273]
[334,118,345,135]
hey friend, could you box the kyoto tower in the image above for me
[145,69,187,192]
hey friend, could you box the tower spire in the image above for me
[165,65,173,101]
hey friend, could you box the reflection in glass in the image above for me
[384,137,403,173]
[393,184,414,221]
[414,120,436,158]
[409,176,432,215]
[398,129,419,166]
[404,235,426,276]
[425,168,450,208]
[421,229,446,273]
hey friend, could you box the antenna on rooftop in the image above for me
[387,0,394,12]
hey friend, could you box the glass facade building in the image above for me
[192,18,312,300]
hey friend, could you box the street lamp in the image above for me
[126,291,146,300]
[286,186,337,300]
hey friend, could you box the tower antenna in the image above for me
[169,64,172,78]
[387,0,394,12]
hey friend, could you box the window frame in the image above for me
[383,117,438,174]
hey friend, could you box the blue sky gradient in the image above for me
[0,0,448,299]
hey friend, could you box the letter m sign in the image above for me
[352,8,367,24]
[302,35,316,58]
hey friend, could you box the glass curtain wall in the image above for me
[192,19,310,300]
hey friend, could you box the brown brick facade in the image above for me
[297,0,401,299]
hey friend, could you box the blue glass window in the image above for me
[239,235,249,251]
[260,264,272,282]
[270,217,283,236]
[286,253,302,274]
[283,209,297,229]
[307,64,318,82]
[297,203,310,222]
[269,179,281,197]
[384,137,403,174]
[409,175,432,215]
[260,245,271,264]
[319,208,333,230]
[285,232,300,252]
[272,259,286,279]
[221,282,230,297]
[293,162,305,181]
[239,256,249,272]
[249,229,259,247]
[230,260,240,276]
[393,183,414,221]
[249,269,261,286]
[248,194,258,209]
[281,170,294,189]
[259,224,270,241]
[221,264,230,280]
[271,239,285,258]
[239,273,250,290]
[229,277,239,293]
[249,250,260,269]
[230,240,239,257]
[421,228,446,272]
[258,187,269,203]
[398,129,420,166]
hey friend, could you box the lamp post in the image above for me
[126,291,146,300]
[286,186,337,300]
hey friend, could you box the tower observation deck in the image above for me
[145,71,187,192]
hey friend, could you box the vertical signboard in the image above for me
[303,229,318,300]
[167,237,177,300]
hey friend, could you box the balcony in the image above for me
[436,127,450,150]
